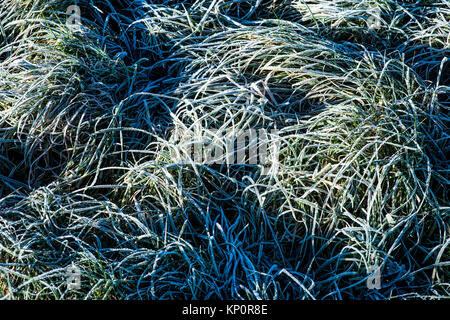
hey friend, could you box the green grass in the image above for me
[0,0,448,299]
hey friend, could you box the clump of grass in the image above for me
[0,0,448,299]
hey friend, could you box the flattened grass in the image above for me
[0,0,448,299]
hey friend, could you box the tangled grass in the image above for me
[0,0,448,299]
